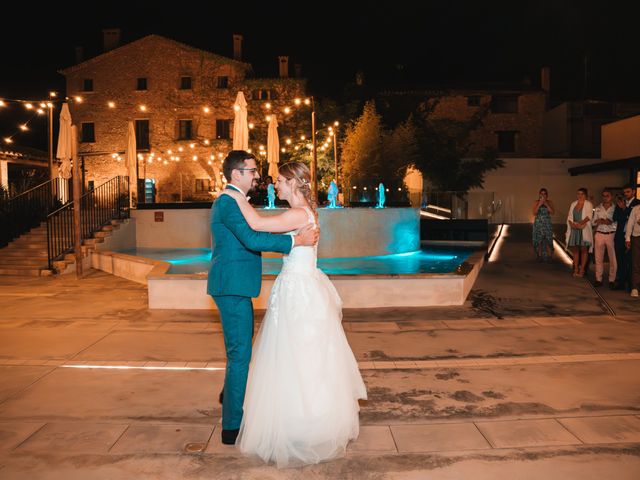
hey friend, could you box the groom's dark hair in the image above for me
[223,150,256,181]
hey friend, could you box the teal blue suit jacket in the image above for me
[207,190,292,298]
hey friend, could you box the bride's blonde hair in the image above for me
[278,162,315,209]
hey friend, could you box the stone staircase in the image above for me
[0,220,124,276]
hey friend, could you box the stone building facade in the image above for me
[59,34,307,202]
[377,86,547,157]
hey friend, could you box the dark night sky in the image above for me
[1,0,639,150]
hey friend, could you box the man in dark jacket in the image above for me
[613,184,640,290]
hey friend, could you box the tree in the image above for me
[411,100,504,194]
[340,101,416,192]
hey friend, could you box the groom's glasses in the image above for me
[236,168,258,174]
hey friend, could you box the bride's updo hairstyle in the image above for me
[278,162,315,209]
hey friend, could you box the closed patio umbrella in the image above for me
[232,91,249,151]
[267,114,280,181]
[125,121,138,207]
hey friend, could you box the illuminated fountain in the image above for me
[91,187,486,309]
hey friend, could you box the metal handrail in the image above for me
[46,176,130,269]
[0,178,72,247]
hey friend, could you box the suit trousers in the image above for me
[212,295,254,430]
[594,232,617,282]
[633,236,640,290]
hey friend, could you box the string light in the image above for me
[0,100,5,107]
[4,137,13,144]
[203,106,210,113]
[25,103,33,110]
[74,96,83,103]
[108,101,116,108]
[139,105,146,112]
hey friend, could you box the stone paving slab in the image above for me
[0,422,45,452]
[475,418,580,448]
[390,423,491,453]
[347,425,397,453]
[0,368,223,422]
[558,415,640,444]
[13,422,128,454]
[110,424,214,454]
[0,366,53,403]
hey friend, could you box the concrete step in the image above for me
[0,250,48,258]
[82,238,104,246]
[9,243,48,250]
[0,257,49,266]
[94,231,112,239]
[0,267,51,277]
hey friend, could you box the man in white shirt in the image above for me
[592,189,617,287]
[624,203,640,297]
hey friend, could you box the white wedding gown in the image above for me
[236,207,367,468]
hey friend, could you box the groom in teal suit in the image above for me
[208,151,317,445]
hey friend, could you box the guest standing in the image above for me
[565,188,593,277]
[614,184,640,290]
[625,203,640,298]
[592,189,617,287]
[532,188,555,261]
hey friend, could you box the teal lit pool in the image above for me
[118,247,474,275]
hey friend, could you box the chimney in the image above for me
[294,64,302,78]
[233,34,243,61]
[541,66,551,93]
[278,56,289,78]
[102,28,121,52]
[75,46,84,64]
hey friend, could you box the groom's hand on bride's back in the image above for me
[294,224,319,247]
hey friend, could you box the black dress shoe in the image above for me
[221,428,239,445]
[218,390,224,404]
[594,280,602,287]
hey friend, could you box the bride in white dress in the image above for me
[221,162,367,468]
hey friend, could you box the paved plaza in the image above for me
[1,226,639,479]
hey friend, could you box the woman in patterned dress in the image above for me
[532,188,555,261]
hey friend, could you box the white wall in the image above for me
[475,157,628,224]
[133,209,212,249]
[602,115,640,160]
[132,207,420,257]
